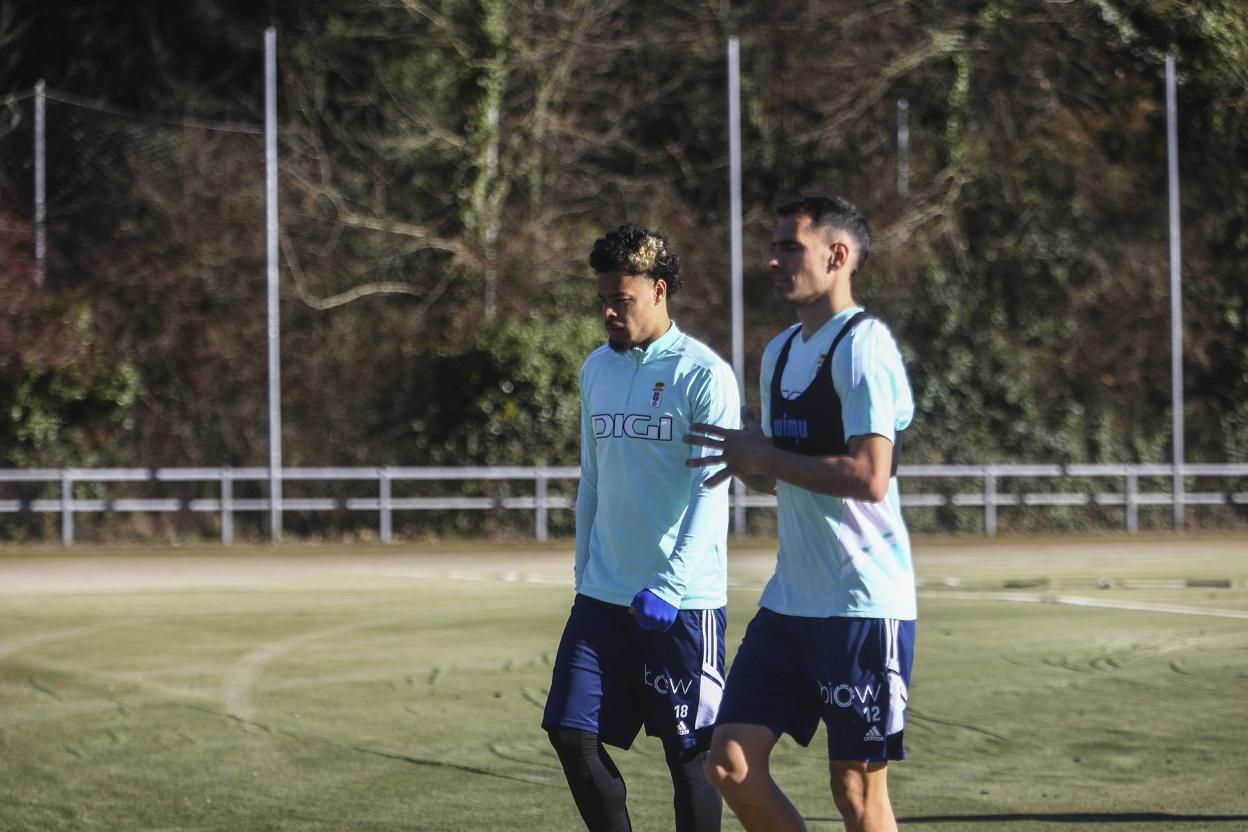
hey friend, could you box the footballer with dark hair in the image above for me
[543,225,740,832]
[687,196,917,832]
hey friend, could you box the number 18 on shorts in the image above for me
[544,595,727,752]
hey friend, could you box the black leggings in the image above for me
[547,727,721,832]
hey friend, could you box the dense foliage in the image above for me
[1,1,1245,537]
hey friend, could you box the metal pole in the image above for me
[1165,55,1184,532]
[1125,471,1138,535]
[60,470,74,545]
[896,98,910,197]
[220,468,234,545]
[727,36,747,536]
[984,468,997,537]
[379,468,392,544]
[484,102,500,321]
[535,469,549,542]
[265,28,283,542]
[34,80,46,287]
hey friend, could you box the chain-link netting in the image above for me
[36,92,266,293]
[0,91,35,280]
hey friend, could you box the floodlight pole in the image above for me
[727,36,746,535]
[265,27,283,542]
[484,101,500,320]
[1165,55,1184,531]
[34,80,46,287]
[896,98,910,197]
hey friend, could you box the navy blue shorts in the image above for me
[716,609,915,762]
[542,594,727,751]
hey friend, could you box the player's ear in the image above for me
[829,241,850,273]
[653,277,667,305]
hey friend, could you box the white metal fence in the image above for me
[2,464,1246,545]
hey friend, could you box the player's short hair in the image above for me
[588,225,682,295]
[777,195,872,276]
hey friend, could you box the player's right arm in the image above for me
[573,361,598,589]
[641,359,739,615]
[755,434,892,502]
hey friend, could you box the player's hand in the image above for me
[684,407,771,489]
[630,589,678,632]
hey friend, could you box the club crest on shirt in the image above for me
[649,381,665,408]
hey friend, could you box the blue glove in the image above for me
[630,588,678,632]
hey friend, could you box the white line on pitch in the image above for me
[315,570,1248,621]
[0,624,120,660]
[919,591,1248,620]
[223,620,387,724]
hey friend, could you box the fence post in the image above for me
[60,469,74,545]
[733,478,748,537]
[1125,471,1138,534]
[1172,462,1185,532]
[535,468,549,542]
[984,467,997,537]
[220,468,233,545]
[379,467,392,544]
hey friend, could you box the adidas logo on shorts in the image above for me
[676,721,689,736]
[863,726,884,742]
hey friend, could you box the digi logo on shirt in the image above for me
[591,413,674,442]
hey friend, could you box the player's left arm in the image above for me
[759,433,893,501]
[573,363,599,589]
[643,362,741,609]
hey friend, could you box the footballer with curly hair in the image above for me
[543,225,740,832]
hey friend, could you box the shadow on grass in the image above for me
[189,702,563,787]
[862,812,1248,824]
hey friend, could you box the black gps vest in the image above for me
[769,311,902,474]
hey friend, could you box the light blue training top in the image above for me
[758,306,917,620]
[575,322,740,609]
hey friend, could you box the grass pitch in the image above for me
[0,536,1246,831]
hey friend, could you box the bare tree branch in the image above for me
[281,230,453,313]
